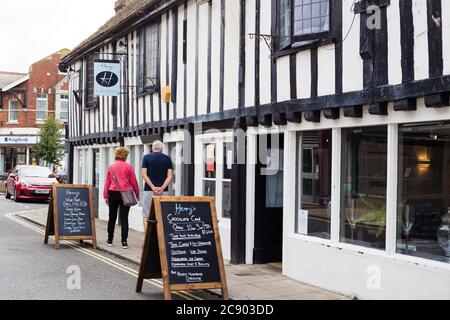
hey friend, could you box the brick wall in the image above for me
[0,50,68,129]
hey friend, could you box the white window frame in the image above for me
[195,132,233,222]
[36,93,48,122]
[8,99,19,123]
[59,94,69,122]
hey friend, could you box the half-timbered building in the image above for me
[60,0,450,299]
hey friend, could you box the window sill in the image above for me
[287,233,450,271]
[273,37,335,59]
[7,121,19,125]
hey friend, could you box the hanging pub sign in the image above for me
[94,59,121,96]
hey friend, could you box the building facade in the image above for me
[61,0,450,299]
[0,50,70,175]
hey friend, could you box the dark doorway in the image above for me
[254,134,284,264]
[93,149,100,218]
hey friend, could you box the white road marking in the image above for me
[4,212,204,301]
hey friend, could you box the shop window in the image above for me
[397,123,450,263]
[203,143,216,198]
[340,126,388,250]
[8,100,19,123]
[278,0,331,50]
[36,93,48,122]
[222,143,233,219]
[296,130,332,240]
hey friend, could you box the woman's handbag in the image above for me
[109,165,138,207]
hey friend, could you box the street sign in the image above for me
[136,197,229,300]
[44,185,97,250]
[0,136,38,145]
[94,60,121,96]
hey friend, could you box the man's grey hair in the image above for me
[152,140,164,152]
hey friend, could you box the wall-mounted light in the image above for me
[417,159,431,169]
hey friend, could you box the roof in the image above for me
[0,72,27,90]
[0,75,29,92]
[61,0,158,66]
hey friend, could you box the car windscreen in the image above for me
[20,167,53,178]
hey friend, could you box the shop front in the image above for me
[280,103,450,300]
[0,136,39,175]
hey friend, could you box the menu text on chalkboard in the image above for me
[45,185,97,250]
[136,197,228,300]
[162,202,221,285]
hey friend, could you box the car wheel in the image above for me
[14,187,20,203]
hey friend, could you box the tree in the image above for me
[32,117,65,168]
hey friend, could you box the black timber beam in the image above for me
[286,112,302,124]
[344,106,363,118]
[323,108,340,119]
[393,98,417,111]
[425,93,450,108]
[369,102,388,115]
[304,111,321,123]
[273,113,287,126]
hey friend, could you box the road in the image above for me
[0,196,215,300]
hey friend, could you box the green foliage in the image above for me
[353,197,406,238]
[32,117,65,166]
[355,196,387,238]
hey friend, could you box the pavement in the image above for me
[17,207,349,300]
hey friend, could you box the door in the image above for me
[93,149,100,218]
[254,134,284,264]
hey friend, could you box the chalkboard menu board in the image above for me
[45,185,97,250]
[161,201,221,285]
[136,197,228,300]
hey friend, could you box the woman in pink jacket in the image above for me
[104,147,140,249]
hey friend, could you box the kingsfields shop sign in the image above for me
[0,136,38,145]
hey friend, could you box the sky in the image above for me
[0,0,115,73]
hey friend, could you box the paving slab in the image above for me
[17,208,350,301]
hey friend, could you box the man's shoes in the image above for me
[107,240,113,247]
[122,242,129,249]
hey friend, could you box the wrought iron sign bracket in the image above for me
[249,33,276,59]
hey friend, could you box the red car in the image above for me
[5,165,59,202]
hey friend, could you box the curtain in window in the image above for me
[36,94,48,121]
[9,100,19,122]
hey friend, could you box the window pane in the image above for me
[9,100,18,121]
[204,180,216,197]
[37,93,48,121]
[398,123,450,263]
[144,23,159,88]
[204,144,216,179]
[340,126,388,250]
[297,130,332,240]
[223,142,232,180]
[60,96,69,121]
[222,181,232,219]
[278,0,291,49]
[293,0,329,36]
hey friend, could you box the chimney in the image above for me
[115,0,128,13]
